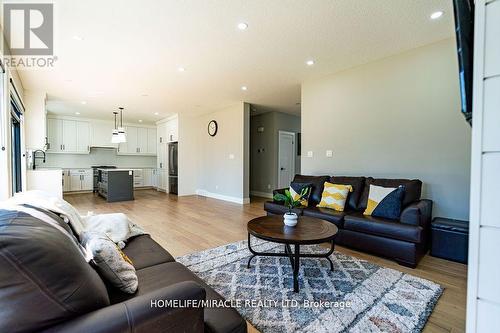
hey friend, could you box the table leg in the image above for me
[247,233,256,268]
[285,244,295,270]
[293,244,300,292]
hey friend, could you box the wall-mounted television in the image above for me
[452,0,474,126]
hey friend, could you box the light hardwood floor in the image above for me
[65,190,467,333]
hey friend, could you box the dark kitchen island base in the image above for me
[98,169,134,202]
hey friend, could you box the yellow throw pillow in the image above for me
[317,182,353,211]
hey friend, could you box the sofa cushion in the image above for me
[82,231,138,294]
[123,235,175,270]
[264,201,304,215]
[358,178,422,210]
[302,207,346,228]
[289,182,313,207]
[364,184,405,220]
[0,210,110,333]
[330,176,366,211]
[317,183,352,211]
[109,262,247,333]
[343,212,423,243]
[292,175,330,206]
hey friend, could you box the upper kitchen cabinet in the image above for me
[117,126,157,156]
[166,117,178,142]
[47,117,90,154]
[147,128,157,154]
[157,115,178,144]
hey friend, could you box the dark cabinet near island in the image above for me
[98,169,134,202]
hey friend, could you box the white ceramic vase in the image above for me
[283,212,298,227]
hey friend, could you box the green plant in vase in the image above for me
[273,187,308,226]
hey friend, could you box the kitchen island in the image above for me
[97,169,134,202]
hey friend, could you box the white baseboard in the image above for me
[196,189,250,204]
[250,190,273,199]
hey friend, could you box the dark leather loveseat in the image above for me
[0,209,247,333]
[264,175,433,268]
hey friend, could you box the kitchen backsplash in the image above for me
[42,148,157,169]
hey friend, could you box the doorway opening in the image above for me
[249,107,301,200]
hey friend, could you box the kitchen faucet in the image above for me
[32,150,46,170]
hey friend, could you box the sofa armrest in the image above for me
[272,188,288,203]
[400,199,433,228]
[273,187,288,197]
[44,281,206,333]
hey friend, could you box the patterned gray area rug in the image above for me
[176,238,442,333]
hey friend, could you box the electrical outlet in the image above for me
[326,150,333,157]
[215,185,219,190]
[267,184,271,189]
[307,151,313,158]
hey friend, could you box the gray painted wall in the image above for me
[301,39,471,220]
[250,111,301,195]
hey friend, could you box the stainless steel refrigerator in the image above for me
[168,142,178,194]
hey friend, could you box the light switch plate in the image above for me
[307,151,313,158]
[229,154,235,160]
[326,150,333,157]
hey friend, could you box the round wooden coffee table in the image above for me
[247,215,338,292]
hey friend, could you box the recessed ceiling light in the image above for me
[237,22,248,30]
[241,86,248,91]
[430,11,444,20]
[141,94,149,97]
[178,67,185,72]
[80,101,87,105]
[306,60,315,66]
[154,112,159,115]
[72,35,84,41]
[75,112,80,115]
[138,119,143,123]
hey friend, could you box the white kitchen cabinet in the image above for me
[151,169,159,188]
[126,126,138,153]
[62,170,71,192]
[47,118,91,154]
[62,120,77,152]
[69,173,83,191]
[143,169,153,187]
[157,122,167,144]
[76,121,90,153]
[68,169,93,191]
[47,118,63,152]
[117,126,156,156]
[158,169,168,192]
[165,118,178,142]
[132,169,144,188]
[137,127,148,153]
[147,128,157,154]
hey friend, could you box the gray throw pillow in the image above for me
[82,231,138,294]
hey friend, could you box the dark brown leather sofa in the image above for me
[264,175,433,268]
[0,209,247,333]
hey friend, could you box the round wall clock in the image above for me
[208,120,218,137]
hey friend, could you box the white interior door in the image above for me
[278,131,295,188]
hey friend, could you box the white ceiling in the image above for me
[15,0,455,123]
